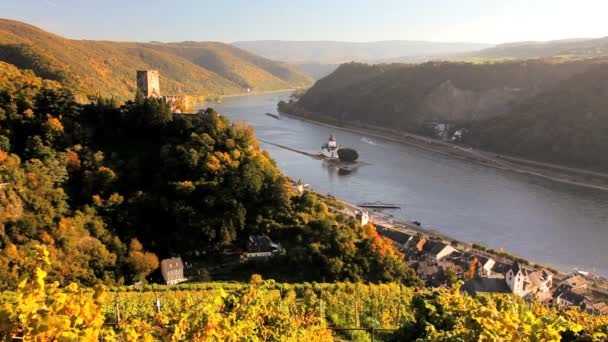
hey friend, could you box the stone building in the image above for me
[321,133,339,159]
[137,70,161,98]
[136,70,190,112]
[160,257,187,285]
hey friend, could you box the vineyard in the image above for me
[1,246,608,341]
[100,280,412,341]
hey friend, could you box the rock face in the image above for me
[419,80,529,122]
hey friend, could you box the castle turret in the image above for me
[137,70,160,98]
[321,133,339,159]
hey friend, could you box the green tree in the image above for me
[337,147,359,162]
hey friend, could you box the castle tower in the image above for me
[137,70,160,98]
[321,133,339,159]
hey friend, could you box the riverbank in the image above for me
[279,111,608,192]
[311,183,566,277]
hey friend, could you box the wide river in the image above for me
[204,91,608,275]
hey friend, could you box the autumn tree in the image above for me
[126,239,159,282]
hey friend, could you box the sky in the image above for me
[1,0,607,44]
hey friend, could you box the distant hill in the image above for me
[0,19,312,100]
[294,62,341,79]
[232,40,492,64]
[288,59,608,170]
[468,64,608,170]
[476,37,608,59]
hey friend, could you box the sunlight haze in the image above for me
[1,0,607,43]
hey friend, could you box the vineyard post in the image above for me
[156,296,161,313]
[371,327,375,342]
[355,300,359,328]
[319,298,323,322]
[115,294,121,324]
[398,284,402,321]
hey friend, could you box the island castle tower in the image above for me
[137,70,160,98]
[321,133,339,159]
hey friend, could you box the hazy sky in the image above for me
[2,0,607,44]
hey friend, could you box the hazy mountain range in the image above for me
[0,19,313,100]
[233,40,493,79]
[234,37,608,79]
[232,40,492,63]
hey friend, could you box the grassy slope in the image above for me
[0,19,312,100]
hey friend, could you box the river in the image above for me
[202,91,608,275]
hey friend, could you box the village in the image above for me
[335,197,608,316]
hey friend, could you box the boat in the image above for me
[357,201,401,209]
[361,137,375,145]
[265,112,280,119]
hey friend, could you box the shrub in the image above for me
[338,148,359,162]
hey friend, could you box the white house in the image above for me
[321,133,339,159]
[505,262,531,296]
[528,269,553,293]
[356,210,369,226]
[478,256,496,276]
[505,262,552,297]
[423,241,457,261]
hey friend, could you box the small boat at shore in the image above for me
[357,201,401,209]
[265,112,280,119]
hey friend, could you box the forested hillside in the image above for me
[0,19,312,101]
[288,59,608,171]
[467,64,608,170]
[0,61,414,289]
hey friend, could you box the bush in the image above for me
[338,147,359,162]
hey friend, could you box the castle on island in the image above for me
[136,70,190,113]
[321,133,339,159]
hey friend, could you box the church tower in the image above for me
[137,70,160,98]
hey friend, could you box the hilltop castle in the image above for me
[136,70,190,113]
[137,70,161,98]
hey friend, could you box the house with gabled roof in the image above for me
[423,240,457,261]
[376,226,413,251]
[160,257,187,285]
[556,287,587,307]
[245,235,281,259]
[505,261,553,298]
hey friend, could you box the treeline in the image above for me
[0,61,417,288]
